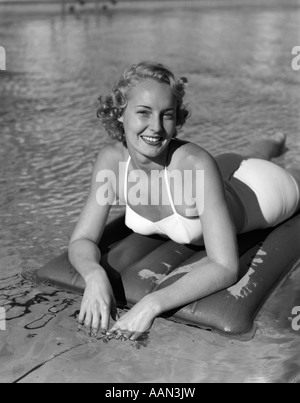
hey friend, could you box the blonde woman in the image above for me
[69,62,300,340]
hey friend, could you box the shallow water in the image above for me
[0,0,300,383]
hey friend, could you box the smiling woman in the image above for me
[68,61,300,342]
[97,62,189,144]
[117,79,177,156]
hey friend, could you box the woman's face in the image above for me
[119,79,177,159]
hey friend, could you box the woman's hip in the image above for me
[230,158,300,232]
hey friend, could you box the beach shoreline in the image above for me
[0,0,299,16]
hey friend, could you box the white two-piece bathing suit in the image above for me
[124,151,300,245]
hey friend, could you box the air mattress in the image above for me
[36,212,300,337]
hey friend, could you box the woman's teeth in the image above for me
[141,136,162,144]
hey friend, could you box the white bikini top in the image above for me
[124,156,203,245]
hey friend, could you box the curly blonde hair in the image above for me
[97,61,190,143]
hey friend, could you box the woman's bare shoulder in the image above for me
[93,142,127,172]
[171,139,215,170]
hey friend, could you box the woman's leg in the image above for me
[215,133,293,235]
[240,132,287,161]
[215,133,287,181]
[286,168,300,212]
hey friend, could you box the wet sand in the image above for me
[1,267,300,383]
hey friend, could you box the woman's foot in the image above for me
[267,132,287,157]
[242,132,287,160]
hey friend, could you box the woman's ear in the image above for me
[118,115,124,123]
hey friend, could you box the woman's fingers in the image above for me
[84,308,93,329]
[122,330,134,340]
[106,322,120,339]
[100,302,111,333]
[129,331,143,341]
[78,301,104,335]
[78,298,89,325]
[78,299,120,337]
[106,324,136,341]
[91,304,100,334]
[78,307,86,325]
[111,299,119,321]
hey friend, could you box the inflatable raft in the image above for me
[36,212,300,338]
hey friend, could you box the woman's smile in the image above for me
[140,135,164,146]
[119,79,177,159]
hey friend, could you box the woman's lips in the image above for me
[140,135,163,145]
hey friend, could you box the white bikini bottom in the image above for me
[232,158,300,232]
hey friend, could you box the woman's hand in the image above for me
[107,295,159,341]
[78,268,118,335]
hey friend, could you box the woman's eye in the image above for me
[164,114,175,120]
[137,110,150,116]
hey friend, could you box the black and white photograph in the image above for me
[0,0,300,385]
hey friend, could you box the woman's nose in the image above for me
[150,115,163,133]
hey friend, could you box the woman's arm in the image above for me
[69,146,118,333]
[108,147,239,340]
